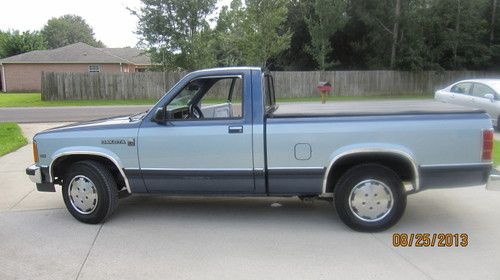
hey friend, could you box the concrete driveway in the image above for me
[1,123,500,280]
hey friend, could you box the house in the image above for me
[0,42,151,92]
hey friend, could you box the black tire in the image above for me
[334,164,406,232]
[62,160,119,224]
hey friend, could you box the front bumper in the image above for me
[487,173,500,191]
[25,164,55,192]
[26,164,42,184]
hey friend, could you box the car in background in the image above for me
[435,79,500,127]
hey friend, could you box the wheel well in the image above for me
[51,155,126,191]
[325,153,415,193]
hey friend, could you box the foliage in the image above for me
[239,0,292,66]
[0,30,46,59]
[132,0,217,70]
[304,0,348,70]
[213,0,247,66]
[41,15,105,49]
[1,0,498,71]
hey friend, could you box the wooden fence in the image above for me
[41,70,500,101]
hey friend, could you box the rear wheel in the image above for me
[334,164,406,232]
[62,160,119,224]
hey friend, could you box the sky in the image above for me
[0,0,232,48]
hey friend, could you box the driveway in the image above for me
[1,123,500,279]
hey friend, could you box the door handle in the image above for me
[228,126,243,134]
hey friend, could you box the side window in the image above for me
[471,83,496,98]
[166,76,243,120]
[450,83,471,94]
[200,77,243,119]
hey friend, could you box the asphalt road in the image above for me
[0,105,150,123]
[0,99,479,123]
[1,123,500,279]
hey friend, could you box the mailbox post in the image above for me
[317,81,332,104]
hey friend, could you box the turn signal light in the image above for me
[482,130,493,161]
[33,141,39,163]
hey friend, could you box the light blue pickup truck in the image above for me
[26,67,499,231]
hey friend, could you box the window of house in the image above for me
[88,65,101,73]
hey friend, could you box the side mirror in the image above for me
[153,107,166,123]
[485,93,495,102]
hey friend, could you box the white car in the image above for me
[435,79,500,127]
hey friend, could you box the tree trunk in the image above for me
[390,0,401,69]
[491,0,498,46]
[453,0,461,68]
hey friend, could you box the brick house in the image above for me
[0,42,151,92]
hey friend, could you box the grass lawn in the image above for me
[0,123,28,156]
[0,93,432,108]
[0,93,157,107]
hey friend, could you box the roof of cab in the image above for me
[189,66,262,74]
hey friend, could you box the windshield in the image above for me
[491,83,500,94]
[168,82,201,109]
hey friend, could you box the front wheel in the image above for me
[334,164,406,232]
[62,160,119,224]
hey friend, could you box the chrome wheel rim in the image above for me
[348,179,394,222]
[68,175,98,214]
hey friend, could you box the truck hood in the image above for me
[36,114,144,135]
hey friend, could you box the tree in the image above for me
[491,0,498,46]
[0,30,46,58]
[213,0,247,66]
[305,0,348,70]
[270,0,317,70]
[426,0,490,69]
[41,15,105,49]
[240,0,292,66]
[390,0,401,69]
[132,0,217,70]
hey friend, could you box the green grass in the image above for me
[0,123,28,156]
[0,93,157,107]
[0,93,432,108]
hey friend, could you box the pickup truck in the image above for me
[26,67,499,232]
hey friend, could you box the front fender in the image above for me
[48,146,128,191]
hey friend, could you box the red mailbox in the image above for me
[317,81,332,104]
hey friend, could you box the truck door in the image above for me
[137,71,255,194]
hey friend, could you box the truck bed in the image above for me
[271,100,484,117]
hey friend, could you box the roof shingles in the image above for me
[0,42,151,65]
